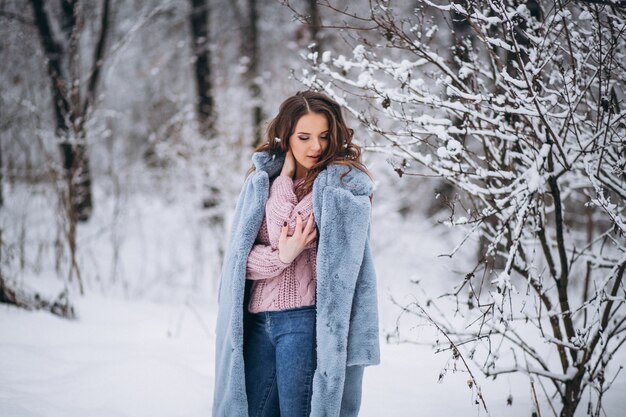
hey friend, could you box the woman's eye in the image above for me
[298,136,309,140]
[320,135,328,140]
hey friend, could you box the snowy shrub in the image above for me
[298,1,625,416]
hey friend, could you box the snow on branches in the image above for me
[297,0,625,416]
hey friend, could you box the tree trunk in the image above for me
[0,135,3,208]
[0,273,76,319]
[307,0,322,54]
[189,0,215,136]
[30,0,95,222]
[246,0,263,146]
[561,376,583,417]
[29,0,111,296]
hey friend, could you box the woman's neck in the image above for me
[294,165,308,181]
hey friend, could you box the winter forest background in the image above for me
[1,0,625,416]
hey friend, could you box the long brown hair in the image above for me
[248,90,372,200]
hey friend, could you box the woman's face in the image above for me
[289,112,330,177]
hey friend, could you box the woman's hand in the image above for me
[278,213,316,264]
[280,149,296,179]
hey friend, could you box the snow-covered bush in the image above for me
[299,1,625,416]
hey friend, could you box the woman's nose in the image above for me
[311,138,322,152]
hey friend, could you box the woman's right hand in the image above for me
[280,149,296,179]
[278,213,316,264]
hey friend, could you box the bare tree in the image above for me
[296,1,626,416]
[307,0,322,54]
[230,0,264,146]
[282,0,330,58]
[0,134,3,208]
[189,0,216,136]
[246,0,264,146]
[28,0,111,295]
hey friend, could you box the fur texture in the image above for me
[213,151,380,417]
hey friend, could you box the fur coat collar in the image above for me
[213,150,380,417]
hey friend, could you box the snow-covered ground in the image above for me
[3,292,624,416]
[0,296,212,417]
[1,174,625,416]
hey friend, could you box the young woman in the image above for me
[213,91,380,417]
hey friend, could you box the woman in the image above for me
[213,91,380,417]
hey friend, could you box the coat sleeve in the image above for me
[340,365,365,416]
[341,203,379,416]
[345,220,381,367]
[217,174,251,305]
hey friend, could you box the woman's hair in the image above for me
[248,90,372,199]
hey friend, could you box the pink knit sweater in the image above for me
[245,175,317,313]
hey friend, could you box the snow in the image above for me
[0,296,213,417]
[2,191,625,417]
[2,0,625,414]
[486,37,515,52]
[3,292,624,416]
[458,65,473,80]
[524,165,545,193]
[352,44,367,62]
[446,139,463,156]
[491,271,514,293]
[357,71,375,88]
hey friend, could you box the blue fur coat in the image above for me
[212,150,381,417]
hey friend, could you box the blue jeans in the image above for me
[243,304,317,417]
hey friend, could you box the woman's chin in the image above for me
[298,160,315,171]
[307,158,322,167]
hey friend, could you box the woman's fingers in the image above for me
[279,221,288,242]
[292,214,303,238]
[279,214,317,263]
[304,214,316,245]
[286,213,316,246]
[305,228,317,245]
[304,213,315,234]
